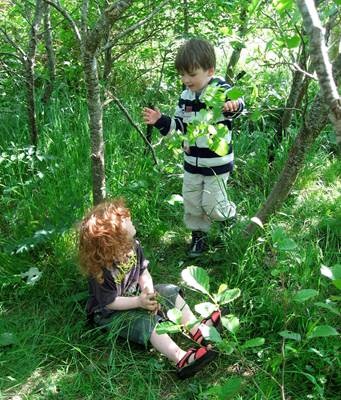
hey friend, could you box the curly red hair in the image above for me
[78,199,134,284]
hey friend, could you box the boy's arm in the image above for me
[138,269,154,293]
[106,289,157,311]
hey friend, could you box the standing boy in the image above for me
[143,38,244,257]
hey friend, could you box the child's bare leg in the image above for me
[175,295,201,336]
[150,330,186,363]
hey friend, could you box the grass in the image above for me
[0,93,340,400]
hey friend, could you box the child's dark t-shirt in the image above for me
[86,240,148,318]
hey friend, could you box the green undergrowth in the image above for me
[0,96,340,400]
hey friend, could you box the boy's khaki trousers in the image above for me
[182,171,236,232]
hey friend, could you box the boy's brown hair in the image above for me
[175,38,216,73]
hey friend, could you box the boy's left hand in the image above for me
[223,100,240,113]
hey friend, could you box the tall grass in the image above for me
[0,92,339,399]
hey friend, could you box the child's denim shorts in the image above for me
[93,283,182,346]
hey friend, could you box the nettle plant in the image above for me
[156,266,265,355]
[176,83,243,157]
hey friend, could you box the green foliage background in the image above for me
[0,0,340,399]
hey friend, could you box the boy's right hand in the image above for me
[143,107,161,125]
[138,288,159,311]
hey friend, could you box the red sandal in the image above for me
[190,310,221,345]
[176,346,217,379]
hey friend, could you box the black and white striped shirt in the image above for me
[154,77,244,176]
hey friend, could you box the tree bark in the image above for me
[225,7,248,85]
[42,2,56,104]
[26,0,44,147]
[296,0,341,149]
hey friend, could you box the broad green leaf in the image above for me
[279,330,301,341]
[194,302,217,317]
[314,302,340,316]
[218,284,228,293]
[221,315,240,333]
[274,0,293,13]
[277,238,297,251]
[181,266,210,294]
[250,109,261,121]
[333,0,341,5]
[241,337,265,349]
[215,288,241,305]
[0,332,17,347]
[200,325,222,343]
[167,308,183,324]
[308,325,339,339]
[293,289,319,303]
[286,35,300,49]
[155,321,182,335]
[204,377,242,398]
[226,87,243,100]
[212,138,228,156]
[217,340,235,355]
[333,279,341,290]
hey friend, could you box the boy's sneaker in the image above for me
[188,231,207,258]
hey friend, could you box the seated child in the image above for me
[78,198,221,379]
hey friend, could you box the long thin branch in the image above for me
[42,0,81,43]
[102,0,170,51]
[0,27,25,59]
[104,90,158,165]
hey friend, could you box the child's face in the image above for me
[121,216,136,239]
[180,67,214,92]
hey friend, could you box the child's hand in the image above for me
[138,288,159,311]
[143,107,161,125]
[223,100,240,113]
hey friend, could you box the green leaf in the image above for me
[221,315,240,333]
[314,302,340,316]
[279,330,301,341]
[167,308,183,324]
[0,332,17,347]
[250,109,262,122]
[293,289,319,303]
[248,0,262,16]
[226,87,243,100]
[241,337,265,349]
[204,377,242,398]
[181,266,210,294]
[194,302,217,318]
[274,0,293,13]
[333,0,341,5]
[277,238,297,251]
[321,264,341,289]
[215,288,241,305]
[155,321,182,335]
[200,325,222,343]
[217,340,235,355]
[285,35,300,49]
[211,138,229,156]
[308,325,339,339]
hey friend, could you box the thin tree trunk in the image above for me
[83,50,106,205]
[225,7,247,85]
[297,0,341,149]
[183,0,189,37]
[26,0,44,147]
[246,56,341,236]
[42,2,56,104]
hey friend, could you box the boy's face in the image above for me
[121,216,136,239]
[180,67,214,92]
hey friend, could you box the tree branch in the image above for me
[42,0,81,43]
[104,90,158,165]
[102,0,170,51]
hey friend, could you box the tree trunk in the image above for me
[183,0,189,37]
[83,50,106,205]
[225,7,247,85]
[42,2,56,104]
[246,91,329,236]
[26,0,44,147]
